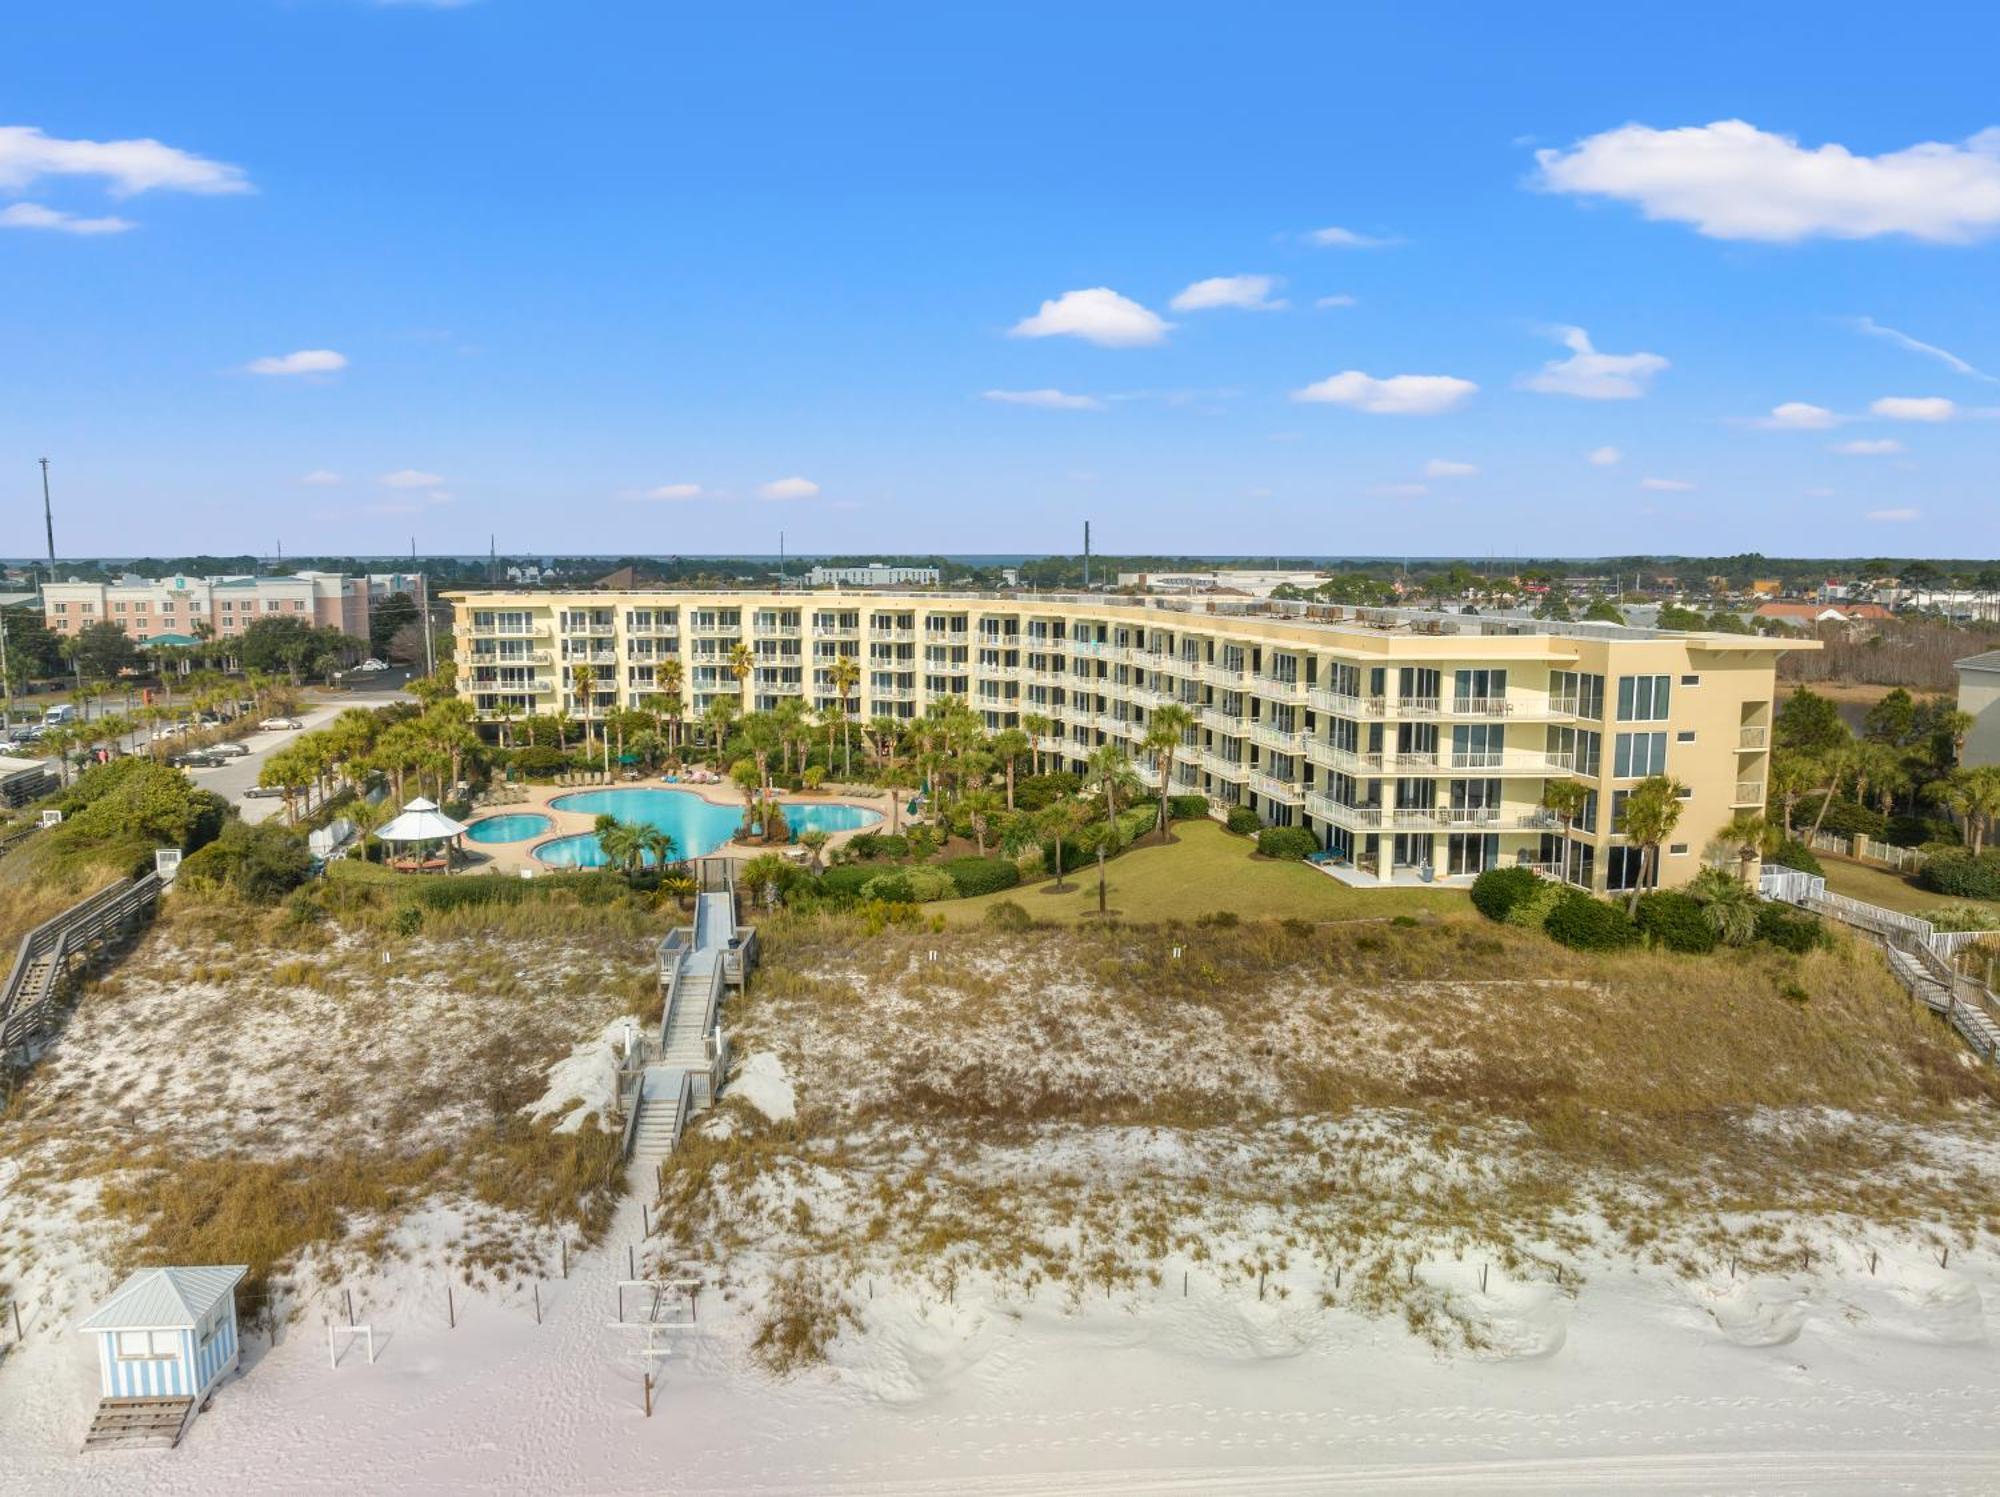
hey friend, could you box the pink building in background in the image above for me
[41,571,426,645]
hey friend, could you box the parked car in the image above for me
[206,742,251,758]
[169,751,223,769]
[259,717,303,732]
[242,784,298,799]
[354,658,390,673]
[42,704,76,726]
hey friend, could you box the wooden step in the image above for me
[83,1395,193,1452]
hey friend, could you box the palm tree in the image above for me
[991,727,1030,811]
[729,757,763,838]
[1039,796,1092,893]
[1021,712,1053,775]
[797,827,831,873]
[962,789,1003,857]
[1849,739,1909,820]
[1541,778,1590,879]
[1929,765,2000,854]
[569,662,598,751]
[637,825,677,869]
[1619,774,1686,913]
[1804,737,1857,841]
[702,695,739,759]
[1142,704,1194,842]
[658,657,686,755]
[1086,740,1139,825]
[830,655,861,769]
[1689,866,1759,945]
[727,642,755,709]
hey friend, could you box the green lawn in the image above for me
[1816,853,1969,916]
[941,819,1469,926]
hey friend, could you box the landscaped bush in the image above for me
[816,864,875,901]
[1921,904,2000,932]
[863,866,954,903]
[1503,877,1563,930]
[858,871,913,903]
[844,832,910,862]
[1754,903,1826,953]
[1255,825,1320,861]
[942,856,1020,897]
[1167,794,1209,821]
[1917,850,2000,900]
[511,745,569,779]
[1814,798,1887,838]
[1766,838,1824,877]
[1470,865,1541,922]
[1887,814,1957,849]
[1634,890,1717,953]
[1224,806,1260,836]
[1542,890,1641,952]
[176,820,314,903]
[982,899,1034,931]
[1013,772,1083,813]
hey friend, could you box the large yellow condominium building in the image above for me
[447,589,1808,894]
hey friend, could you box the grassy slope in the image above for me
[1816,852,1997,916]
[942,819,1467,925]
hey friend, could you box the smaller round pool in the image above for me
[465,812,554,844]
[533,832,611,868]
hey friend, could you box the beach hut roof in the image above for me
[76,1266,246,1333]
[375,798,468,843]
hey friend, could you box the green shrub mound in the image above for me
[1634,890,1717,953]
[1543,890,1641,951]
[1167,794,1210,821]
[943,856,1019,897]
[1887,814,1956,849]
[1917,849,2000,900]
[1754,903,1826,953]
[177,821,314,903]
[1766,839,1825,878]
[862,866,954,903]
[1503,878,1563,930]
[1224,806,1261,837]
[1013,773,1084,813]
[816,865,875,901]
[1256,825,1320,861]
[1470,866,1542,922]
[844,833,910,862]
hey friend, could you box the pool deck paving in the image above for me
[455,776,898,874]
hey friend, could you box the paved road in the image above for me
[177,691,410,823]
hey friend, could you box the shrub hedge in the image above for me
[1256,825,1320,861]
[844,832,910,862]
[1167,794,1210,821]
[1470,866,1541,922]
[1224,806,1261,836]
[1543,890,1641,951]
[1634,890,1716,953]
[1767,838,1825,877]
[943,856,1020,897]
[1917,849,2000,900]
[1754,903,1826,953]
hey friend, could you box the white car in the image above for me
[259,717,303,732]
[353,658,390,673]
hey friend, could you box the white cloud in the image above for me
[759,476,820,501]
[1315,294,1358,309]
[1833,438,1905,455]
[981,388,1104,411]
[1640,477,1695,492]
[1535,120,2000,243]
[1802,486,1836,498]
[1169,274,1286,312]
[1291,370,1478,415]
[1373,482,1429,498]
[380,468,445,488]
[1871,395,1957,421]
[1423,459,1477,478]
[0,124,250,197]
[0,201,132,235]
[1308,225,1399,248]
[1587,445,1622,466]
[1009,287,1169,347]
[1867,507,1922,522]
[1755,401,1839,430]
[300,469,342,486]
[1849,316,1994,382]
[1518,326,1667,400]
[246,348,347,377]
[639,483,703,500]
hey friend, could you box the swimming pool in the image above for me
[464,812,554,844]
[538,787,882,867]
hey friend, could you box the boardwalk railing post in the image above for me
[534,1281,542,1325]
[448,1285,455,1329]
[643,1372,654,1418]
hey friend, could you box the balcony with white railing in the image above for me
[1735,780,1766,805]
[1252,771,1303,805]
[1388,805,1561,831]
[1308,686,1387,718]
[869,626,918,643]
[1201,660,1250,690]
[1033,733,1067,756]
[753,624,804,639]
[463,621,551,639]
[1738,725,1768,750]
[1201,707,1249,738]
[1250,722,1306,754]
[688,621,742,637]
[468,648,552,665]
[563,650,619,666]
[1305,793,1384,831]
[1250,672,1308,701]
[1204,751,1251,783]
[869,684,918,702]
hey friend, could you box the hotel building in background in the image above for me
[447,587,1803,891]
[801,563,941,588]
[42,572,427,645]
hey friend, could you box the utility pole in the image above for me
[421,570,435,679]
[1083,520,1091,589]
[39,458,55,583]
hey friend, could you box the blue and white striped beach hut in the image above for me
[76,1265,247,1402]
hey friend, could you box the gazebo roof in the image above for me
[77,1266,246,1333]
[376,797,468,843]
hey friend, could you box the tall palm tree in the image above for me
[659,657,686,754]
[1142,703,1194,841]
[1541,777,1590,879]
[990,727,1030,811]
[830,655,861,768]
[1620,775,1686,913]
[727,642,755,709]
[1021,711,1053,775]
[1039,796,1092,893]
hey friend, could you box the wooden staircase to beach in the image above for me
[82,1395,194,1452]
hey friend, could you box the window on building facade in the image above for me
[1616,674,1671,722]
[1612,731,1667,778]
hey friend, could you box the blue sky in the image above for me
[3,1,1998,559]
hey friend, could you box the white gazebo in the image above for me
[374,797,468,872]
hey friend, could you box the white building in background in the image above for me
[1118,569,1328,598]
[803,563,941,588]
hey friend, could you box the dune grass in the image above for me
[941,819,1466,926]
[1816,852,1981,916]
